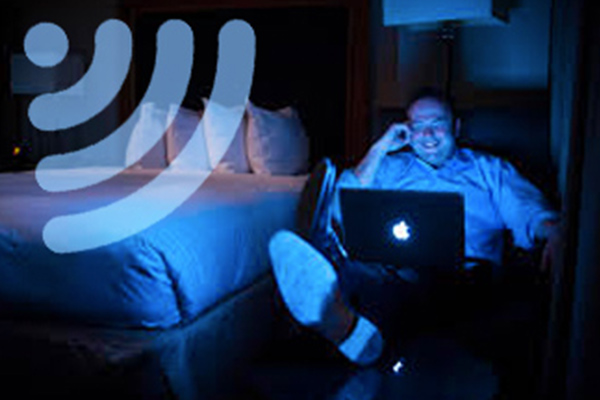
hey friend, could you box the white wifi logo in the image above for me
[24,19,255,254]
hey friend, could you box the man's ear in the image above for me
[453,118,461,138]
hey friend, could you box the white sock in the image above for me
[338,316,383,365]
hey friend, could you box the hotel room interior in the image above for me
[0,0,598,399]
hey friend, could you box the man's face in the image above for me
[408,98,457,167]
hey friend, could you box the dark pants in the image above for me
[335,259,494,348]
[308,228,547,397]
[334,254,547,398]
[314,230,491,345]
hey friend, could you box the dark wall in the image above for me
[1,0,122,167]
[0,5,16,168]
[376,0,553,108]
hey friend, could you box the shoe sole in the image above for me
[269,229,383,366]
[269,230,338,326]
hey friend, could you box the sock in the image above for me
[338,316,383,366]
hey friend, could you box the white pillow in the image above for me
[201,98,250,173]
[125,102,168,169]
[165,104,211,171]
[246,101,309,175]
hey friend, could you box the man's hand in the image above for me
[539,220,563,276]
[375,122,411,154]
[354,122,411,187]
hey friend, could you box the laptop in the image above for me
[339,188,465,271]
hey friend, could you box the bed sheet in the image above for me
[0,169,306,328]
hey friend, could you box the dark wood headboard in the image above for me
[122,0,370,168]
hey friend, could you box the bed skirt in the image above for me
[0,273,279,399]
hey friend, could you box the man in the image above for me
[269,88,560,369]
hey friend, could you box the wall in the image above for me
[458,0,552,89]
[375,0,553,109]
[4,0,123,166]
[0,6,15,167]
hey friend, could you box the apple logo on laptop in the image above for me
[392,220,411,241]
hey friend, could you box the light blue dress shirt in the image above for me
[335,148,558,266]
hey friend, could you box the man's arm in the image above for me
[493,158,560,250]
[353,123,411,187]
[332,123,411,236]
[490,158,561,274]
[534,218,563,274]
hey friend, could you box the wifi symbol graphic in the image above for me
[24,19,255,254]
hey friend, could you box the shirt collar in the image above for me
[412,147,471,172]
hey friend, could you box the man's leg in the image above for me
[335,260,429,356]
[269,230,384,366]
[268,231,499,398]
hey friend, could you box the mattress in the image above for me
[0,169,306,329]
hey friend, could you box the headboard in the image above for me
[123,0,370,167]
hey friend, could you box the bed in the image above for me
[0,3,363,396]
[0,169,307,399]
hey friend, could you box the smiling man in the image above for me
[346,88,559,267]
[269,88,560,374]
[352,91,461,185]
[406,96,457,167]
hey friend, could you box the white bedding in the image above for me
[0,169,306,328]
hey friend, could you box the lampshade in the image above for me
[383,0,510,27]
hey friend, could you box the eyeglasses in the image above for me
[409,119,451,134]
